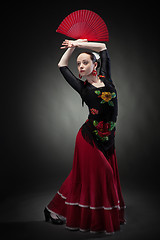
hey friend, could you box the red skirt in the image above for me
[47,123,126,234]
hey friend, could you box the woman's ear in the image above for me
[94,62,98,69]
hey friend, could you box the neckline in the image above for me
[87,81,106,89]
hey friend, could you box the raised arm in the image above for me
[99,49,111,81]
[61,39,107,52]
[76,41,106,52]
[58,47,75,67]
[58,44,83,95]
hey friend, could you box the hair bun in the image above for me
[92,52,100,60]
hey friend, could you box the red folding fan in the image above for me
[56,10,109,42]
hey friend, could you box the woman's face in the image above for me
[77,53,97,77]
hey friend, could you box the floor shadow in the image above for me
[1,220,117,240]
[1,188,159,240]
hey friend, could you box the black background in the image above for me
[2,2,160,239]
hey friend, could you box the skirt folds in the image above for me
[47,124,126,234]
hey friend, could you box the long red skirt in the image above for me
[47,124,126,234]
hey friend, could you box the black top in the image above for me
[59,49,118,151]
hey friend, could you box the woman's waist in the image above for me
[82,118,115,143]
[86,118,116,128]
[85,117,116,137]
[88,114,117,123]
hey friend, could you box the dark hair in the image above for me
[77,51,100,69]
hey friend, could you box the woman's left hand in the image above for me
[60,39,88,49]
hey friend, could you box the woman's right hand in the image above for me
[60,39,88,49]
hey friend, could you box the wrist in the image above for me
[75,39,88,48]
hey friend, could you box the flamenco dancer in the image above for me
[44,38,126,234]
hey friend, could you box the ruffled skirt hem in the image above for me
[47,191,126,234]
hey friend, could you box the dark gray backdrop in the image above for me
[2,2,160,239]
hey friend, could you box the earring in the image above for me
[79,73,82,79]
[92,69,97,76]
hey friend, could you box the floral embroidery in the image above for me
[92,120,116,142]
[94,90,116,106]
[101,92,112,102]
[98,75,105,78]
[90,108,99,115]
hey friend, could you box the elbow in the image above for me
[58,62,61,68]
[58,62,67,68]
[100,43,107,52]
[58,61,63,68]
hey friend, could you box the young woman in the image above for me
[44,39,126,234]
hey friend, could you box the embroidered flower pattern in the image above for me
[99,75,112,82]
[94,90,116,106]
[98,75,105,78]
[90,108,99,115]
[92,120,116,142]
[101,92,112,102]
